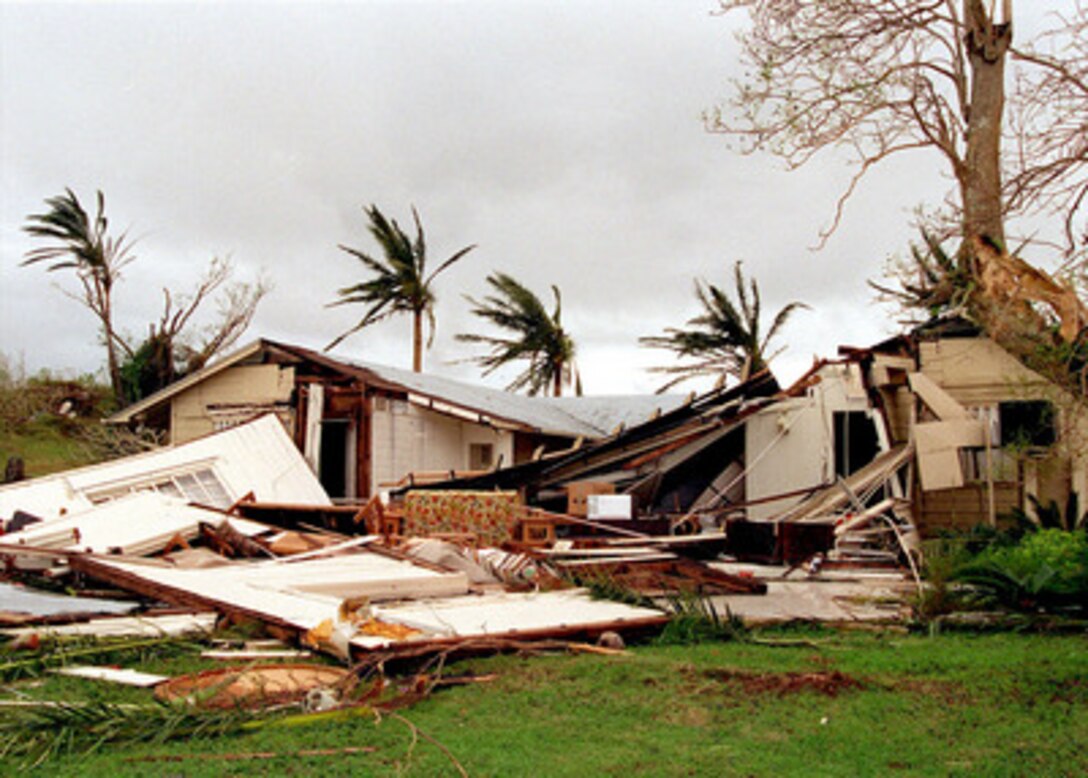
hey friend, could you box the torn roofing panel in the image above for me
[0,414,331,524]
[290,344,681,438]
[0,491,224,556]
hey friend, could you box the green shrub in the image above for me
[954,528,1088,612]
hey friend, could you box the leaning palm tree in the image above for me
[23,189,135,400]
[327,205,475,372]
[457,272,579,397]
[640,262,808,392]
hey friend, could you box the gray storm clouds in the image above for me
[1,1,944,393]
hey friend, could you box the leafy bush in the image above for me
[914,536,978,620]
[1004,494,1088,534]
[953,528,1088,612]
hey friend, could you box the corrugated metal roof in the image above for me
[107,337,685,439]
[336,357,684,437]
[542,395,688,436]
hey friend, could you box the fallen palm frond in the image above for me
[0,699,265,768]
[562,569,658,609]
[0,694,378,768]
[0,635,202,682]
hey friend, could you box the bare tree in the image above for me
[1006,2,1088,263]
[123,257,269,400]
[709,0,1088,353]
[709,1,1084,263]
[24,189,269,405]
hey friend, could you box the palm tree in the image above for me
[23,189,135,400]
[457,272,579,397]
[327,205,475,372]
[640,262,807,392]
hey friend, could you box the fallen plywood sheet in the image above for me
[70,550,473,638]
[363,589,667,647]
[53,665,169,688]
[69,548,668,658]
[3,612,218,641]
[908,372,969,420]
[914,420,986,491]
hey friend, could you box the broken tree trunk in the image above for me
[961,0,1012,250]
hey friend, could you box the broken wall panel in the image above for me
[1,492,225,560]
[914,420,986,491]
[746,363,878,521]
[0,414,331,526]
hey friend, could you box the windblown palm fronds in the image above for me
[457,272,579,397]
[327,205,475,371]
[870,230,974,319]
[22,188,136,398]
[641,262,807,392]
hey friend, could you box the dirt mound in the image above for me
[703,668,865,697]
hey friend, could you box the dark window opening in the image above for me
[999,401,1056,448]
[834,411,880,478]
[319,419,350,499]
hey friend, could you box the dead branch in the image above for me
[389,712,469,778]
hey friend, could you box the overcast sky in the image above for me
[1,1,975,395]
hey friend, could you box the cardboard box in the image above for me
[566,481,615,517]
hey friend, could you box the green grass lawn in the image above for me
[0,420,101,478]
[2,628,1085,776]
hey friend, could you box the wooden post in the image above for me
[984,407,997,527]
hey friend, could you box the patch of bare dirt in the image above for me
[701,668,865,697]
[893,678,972,706]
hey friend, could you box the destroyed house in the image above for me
[405,363,898,532]
[417,319,1088,549]
[106,339,682,502]
[858,318,1088,534]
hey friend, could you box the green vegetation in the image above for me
[956,529,1088,612]
[0,361,155,478]
[916,517,1088,623]
[1,629,1084,775]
